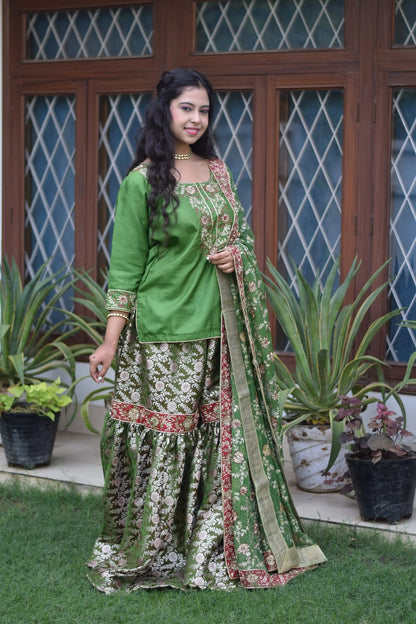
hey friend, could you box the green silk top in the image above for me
[106,161,242,343]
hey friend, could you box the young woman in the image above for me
[88,68,326,593]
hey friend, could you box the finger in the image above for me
[89,357,103,382]
[208,250,228,261]
[90,367,104,383]
[98,363,110,380]
[89,365,99,380]
[210,254,231,266]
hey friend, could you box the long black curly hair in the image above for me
[128,68,217,238]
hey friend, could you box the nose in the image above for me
[190,110,201,124]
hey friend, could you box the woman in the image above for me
[88,68,326,593]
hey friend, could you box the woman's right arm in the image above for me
[89,171,150,383]
[89,315,127,383]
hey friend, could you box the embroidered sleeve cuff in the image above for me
[105,290,136,312]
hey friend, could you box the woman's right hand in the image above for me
[89,314,128,382]
[89,342,117,383]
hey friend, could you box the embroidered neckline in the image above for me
[176,169,214,187]
[132,162,213,186]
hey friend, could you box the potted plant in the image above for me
[336,396,416,523]
[0,257,84,467]
[66,269,115,433]
[264,256,411,492]
[0,379,72,468]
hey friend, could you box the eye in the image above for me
[200,109,209,115]
[181,106,192,112]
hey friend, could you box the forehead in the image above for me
[173,86,209,105]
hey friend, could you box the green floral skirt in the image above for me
[87,326,234,592]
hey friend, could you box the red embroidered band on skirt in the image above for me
[111,400,220,433]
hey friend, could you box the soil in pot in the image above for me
[347,454,416,524]
[0,411,60,469]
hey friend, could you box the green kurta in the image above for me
[106,164,237,342]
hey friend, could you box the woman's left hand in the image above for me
[208,249,235,273]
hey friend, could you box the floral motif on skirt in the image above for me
[111,321,221,429]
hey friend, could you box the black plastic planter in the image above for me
[0,411,60,469]
[347,454,416,524]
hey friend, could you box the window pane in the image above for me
[277,90,343,350]
[388,89,416,362]
[394,0,416,46]
[98,94,152,279]
[213,92,253,222]
[25,95,76,313]
[195,0,344,53]
[26,6,153,60]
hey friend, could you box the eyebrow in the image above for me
[179,101,209,108]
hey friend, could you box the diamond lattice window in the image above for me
[394,0,416,46]
[277,89,343,349]
[213,92,253,222]
[98,94,153,279]
[278,90,343,284]
[195,0,344,52]
[25,95,76,313]
[388,89,416,362]
[26,6,153,60]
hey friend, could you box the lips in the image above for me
[184,127,199,136]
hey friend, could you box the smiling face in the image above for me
[169,86,210,153]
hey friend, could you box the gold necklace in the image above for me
[173,151,192,160]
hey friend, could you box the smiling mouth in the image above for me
[185,128,199,134]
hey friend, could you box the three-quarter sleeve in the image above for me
[105,170,150,313]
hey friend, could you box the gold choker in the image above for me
[173,151,192,160]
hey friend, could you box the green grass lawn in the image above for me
[1,479,415,624]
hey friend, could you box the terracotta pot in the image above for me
[347,454,416,523]
[0,411,60,469]
[287,424,348,492]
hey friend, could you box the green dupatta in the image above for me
[208,158,326,587]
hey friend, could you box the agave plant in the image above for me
[66,269,114,433]
[264,256,415,471]
[0,257,83,390]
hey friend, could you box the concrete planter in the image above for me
[287,424,348,492]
